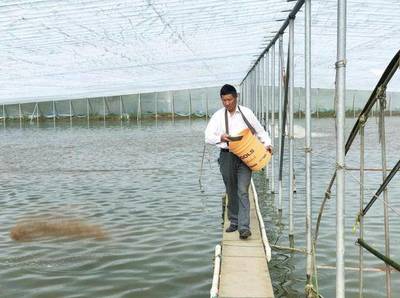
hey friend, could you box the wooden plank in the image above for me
[218,186,274,298]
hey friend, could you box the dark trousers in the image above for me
[219,150,252,231]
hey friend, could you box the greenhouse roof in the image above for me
[0,0,399,104]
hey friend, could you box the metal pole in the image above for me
[255,64,259,119]
[271,44,276,194]
[137,93,141,123]
[103,97,106,126]
[19,103,22,129]
[36,103,39,127]
[288,17,295,237]
[155,92,158,120]
[171,92,175,122]
[2,104,5,129]
[189,91,192,122]
[119,95,123,126]
[52,101,56,128]
[263,54,267,127]
[359,118,365,298]
[87,98,90,128]
[379,94,391,297]
[336,0,347,295]
[266,52,270,181]
[206,90,209,122]
[69,100,72,128]
[260,56,264,125]
[305,0,312,286]
[278,34,283,211]
[266,52,270,134]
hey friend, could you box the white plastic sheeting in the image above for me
[0,0,399,104]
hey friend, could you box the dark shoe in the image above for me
[225,225,238,233]
[239,230,252,239]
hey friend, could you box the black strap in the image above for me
[224,105,256,139]
[224,109,229,145]
[238,106,256,135]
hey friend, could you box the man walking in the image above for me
[205,84,272,239]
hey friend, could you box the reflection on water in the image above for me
[1,117,399,297]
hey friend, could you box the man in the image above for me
[205,84,272,239]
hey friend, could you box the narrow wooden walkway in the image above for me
[218,183,274,298]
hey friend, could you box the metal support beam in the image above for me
[305,0,312,285]
[69,100,72,128]
[379,93,391,297]
[137,93,142,123]
[171,92,175,122]
[266,52,270,182]
[86,98,90,128]
[288,17,295,236]
[278,34,284,211]
[260,56,264,124]
[52,100,56,128]
[336,0,347,295]
[103,97,106,127]
[19,103,22,129]
[2,104,5,128]
[359,121,365,297]
[271,44,276,194]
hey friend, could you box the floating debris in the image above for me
[10,216,107,241]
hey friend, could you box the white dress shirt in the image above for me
[205,105,271,149]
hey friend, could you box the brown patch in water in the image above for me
[10,217,108,241]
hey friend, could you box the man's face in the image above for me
[221,94,237,112]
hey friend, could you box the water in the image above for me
[255,116,400,297]
[1,117,399,297]
[0,119,223,298]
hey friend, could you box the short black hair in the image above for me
[220,84,237,98]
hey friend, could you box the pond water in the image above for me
[0,117,399,297]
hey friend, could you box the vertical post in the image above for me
[52,100,56,128]
[19,103,22,129]
[189,91,192,122]
[379,94,391,297]
[137,93,142,123]
[206,90,209,122]
[155,92,158,120]
[36,102,39,127]
[266,52,270,181]
[87,98,90,128]
[359,118,365,298]
[119,95,123,126]
[255,64,258,119]
[266,52,270,134]
[336,0,347,296]
[288,17,295,237]
[171,92,175,123]
[69,100,72,128]
[271,44,276,194]
[260,56,264,125]
[103,97,106,127]
[305,0,313,286]
[2,104,5,129]
[352,94,356,118]
[278,34,283,212]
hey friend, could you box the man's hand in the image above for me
[266,145,273,155]
[221,133,230,142]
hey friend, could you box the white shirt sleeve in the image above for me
[244,108,272,147]
[205,112,222,145]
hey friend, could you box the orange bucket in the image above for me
[228,128,271,171]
